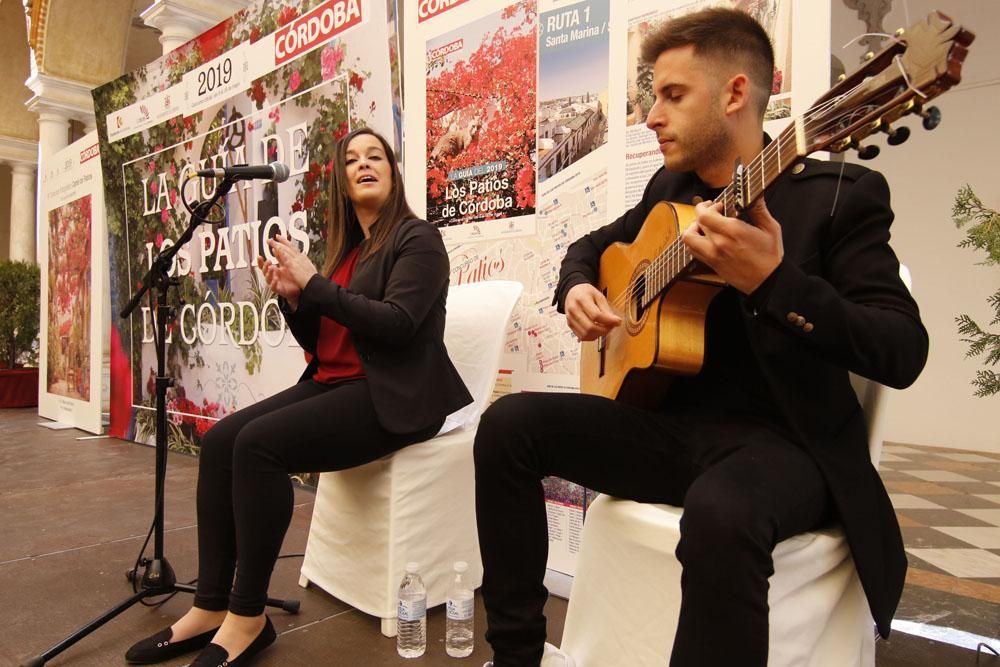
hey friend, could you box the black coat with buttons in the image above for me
[283,217,472,435]
[555,156,928,638]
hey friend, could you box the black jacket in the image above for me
[555,157,928,638]
[284,218,472,434]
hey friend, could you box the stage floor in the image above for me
[1,407,996,666]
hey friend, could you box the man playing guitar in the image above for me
[473,6,945,666]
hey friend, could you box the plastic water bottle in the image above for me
[446,561,474,657]
[397,562,427,658]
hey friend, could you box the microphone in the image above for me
[196,162,290,183]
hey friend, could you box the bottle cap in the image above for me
[454,561,468,573]
[405,561,419,573]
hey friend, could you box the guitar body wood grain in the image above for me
[580,201,724,407]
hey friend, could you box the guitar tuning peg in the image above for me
[882,124,910,146]
[920,105,942,130]
[894,28,905,38]
[856,143,881,160]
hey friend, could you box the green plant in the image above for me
[0,260,41,368]
[951,185,1000,397]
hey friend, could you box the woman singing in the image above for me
[125,128,472,666]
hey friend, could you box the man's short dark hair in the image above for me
[640,7,775,117]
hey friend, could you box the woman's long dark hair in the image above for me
[322,127,416,276]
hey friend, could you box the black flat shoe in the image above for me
[124,625,218,664]
[190,616,277,667]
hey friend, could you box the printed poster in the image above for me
[610,0,829,208]
[406,0,613,578]
[410,0,538,243]
[37,131,107,434]
[93,0,395,457]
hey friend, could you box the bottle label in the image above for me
[398,598,426,622]
[446,597,474,621]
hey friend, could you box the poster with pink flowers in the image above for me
[406,0,614,585]
[423,1,538,241]
[38,131,107,434]
[92,0,395,458]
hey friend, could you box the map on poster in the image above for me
[445,168,607,374]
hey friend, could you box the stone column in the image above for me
[8,162,38,262]
[141,0,252,55]
[26,73,95,264]
[31,109,69,264]
[0,135,38,262]
[36,110,71,160]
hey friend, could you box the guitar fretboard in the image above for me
[638,123,802,309]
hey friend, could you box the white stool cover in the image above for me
[299,280,523,635]
[299,426,481,626]
[561,496,875,667]
[561,270,912,665]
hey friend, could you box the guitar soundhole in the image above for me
[625,261,652,336]
[633,283,646,318]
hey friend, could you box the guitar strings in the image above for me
[605,116,849,313]
[605,79,880,314]
[607,137,857,314]
[604,4,941,320]
[608,7,928,313]
[842,32,902,50]
[609,26,948,315]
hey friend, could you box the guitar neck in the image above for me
[635,8,974,336]
[719,123,803,217]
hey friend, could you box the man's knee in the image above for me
[678,486,772,564]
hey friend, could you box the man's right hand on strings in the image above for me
[565,283,623,341]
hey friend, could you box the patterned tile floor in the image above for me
[878,441,1000,657]
[882,443,1000,585]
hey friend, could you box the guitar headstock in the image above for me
[801,11,974,158]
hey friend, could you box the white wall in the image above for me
[832,1,1000,452]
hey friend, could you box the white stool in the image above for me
[299,280,524,636]
[561,495,874,666]
[559,267,915,666]
[562,370,888,666]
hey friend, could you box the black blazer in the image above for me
[555,156,928,638]
[283,218,472,434]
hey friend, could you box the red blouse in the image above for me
[312,246,365,384]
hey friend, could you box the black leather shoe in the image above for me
[190,616,277,667]
[124,625,218,664]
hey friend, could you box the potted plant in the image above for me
[951,185,999,397]
[0,259,41,407]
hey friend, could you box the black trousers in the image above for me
[474,392,832,667]
[193,378,441,616]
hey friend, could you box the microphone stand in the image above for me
[23,175,298,667]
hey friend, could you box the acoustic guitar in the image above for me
[580,10,974,406]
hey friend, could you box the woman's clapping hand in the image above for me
[256,235,318,311]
